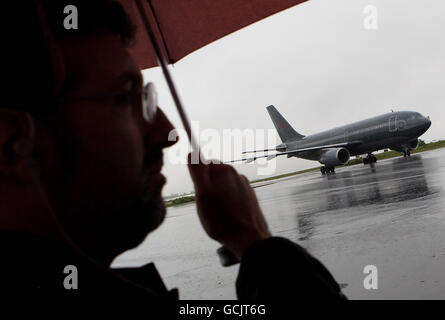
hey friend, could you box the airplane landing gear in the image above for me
[321,166,335,175]
[363,153,377,165]
[403,150,411,158]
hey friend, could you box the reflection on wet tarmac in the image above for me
[294,155,438,242]
[301,156,432,211]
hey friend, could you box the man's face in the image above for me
[40,33,177,260]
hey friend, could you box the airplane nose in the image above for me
[423,117,432,131]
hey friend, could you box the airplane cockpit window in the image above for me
[408,113,423,121]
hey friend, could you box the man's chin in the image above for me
[106,194,166,255]
[51,173,169,262]
[130,186,167,238]
[143,173,167,226]
[144,193,166,233]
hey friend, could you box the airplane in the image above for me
[228,105,432,175]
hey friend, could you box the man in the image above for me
[1,0,344,302]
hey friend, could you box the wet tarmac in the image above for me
[114,149,445,299]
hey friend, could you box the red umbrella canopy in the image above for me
[117,0,309,70]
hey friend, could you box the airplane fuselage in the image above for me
[232,107,432,172]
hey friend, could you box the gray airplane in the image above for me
[230,105,432,175]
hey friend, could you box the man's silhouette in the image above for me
[1,0,345,302]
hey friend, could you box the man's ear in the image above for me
[0,109,36,180]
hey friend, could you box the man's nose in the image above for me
[143,107,178,149]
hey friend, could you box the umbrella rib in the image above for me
[145,0,174,64]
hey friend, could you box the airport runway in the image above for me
[114,148,445,299]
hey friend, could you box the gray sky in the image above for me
[141,0,445,196]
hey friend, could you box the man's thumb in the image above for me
[187,152,211,190]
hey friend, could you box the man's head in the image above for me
[1,0,176,264]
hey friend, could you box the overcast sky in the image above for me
[141,0,445,196]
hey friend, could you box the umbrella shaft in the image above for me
[135,0,239,267]
[135,0,200,154]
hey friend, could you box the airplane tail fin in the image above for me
[266,105,305,142]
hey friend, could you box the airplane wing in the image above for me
[241,148,277,154]
[225,141,361,163]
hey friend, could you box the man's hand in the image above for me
[187,153,272,260]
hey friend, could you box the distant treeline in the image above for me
[165,195,195,208]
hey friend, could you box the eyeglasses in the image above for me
[57,82,158,123]
[140,82,158,123]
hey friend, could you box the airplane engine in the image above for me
[320,148,350,167]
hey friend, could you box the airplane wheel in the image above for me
[364,157,375,164]
[320,167,326,175]
[325,167,335,174]
[407,150,411,156]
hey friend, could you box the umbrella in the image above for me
[117,0,309,152]
[119,0,309,69]
[117,0,309,266]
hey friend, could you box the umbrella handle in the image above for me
[217,246,241,267]
[135,0,239,267]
